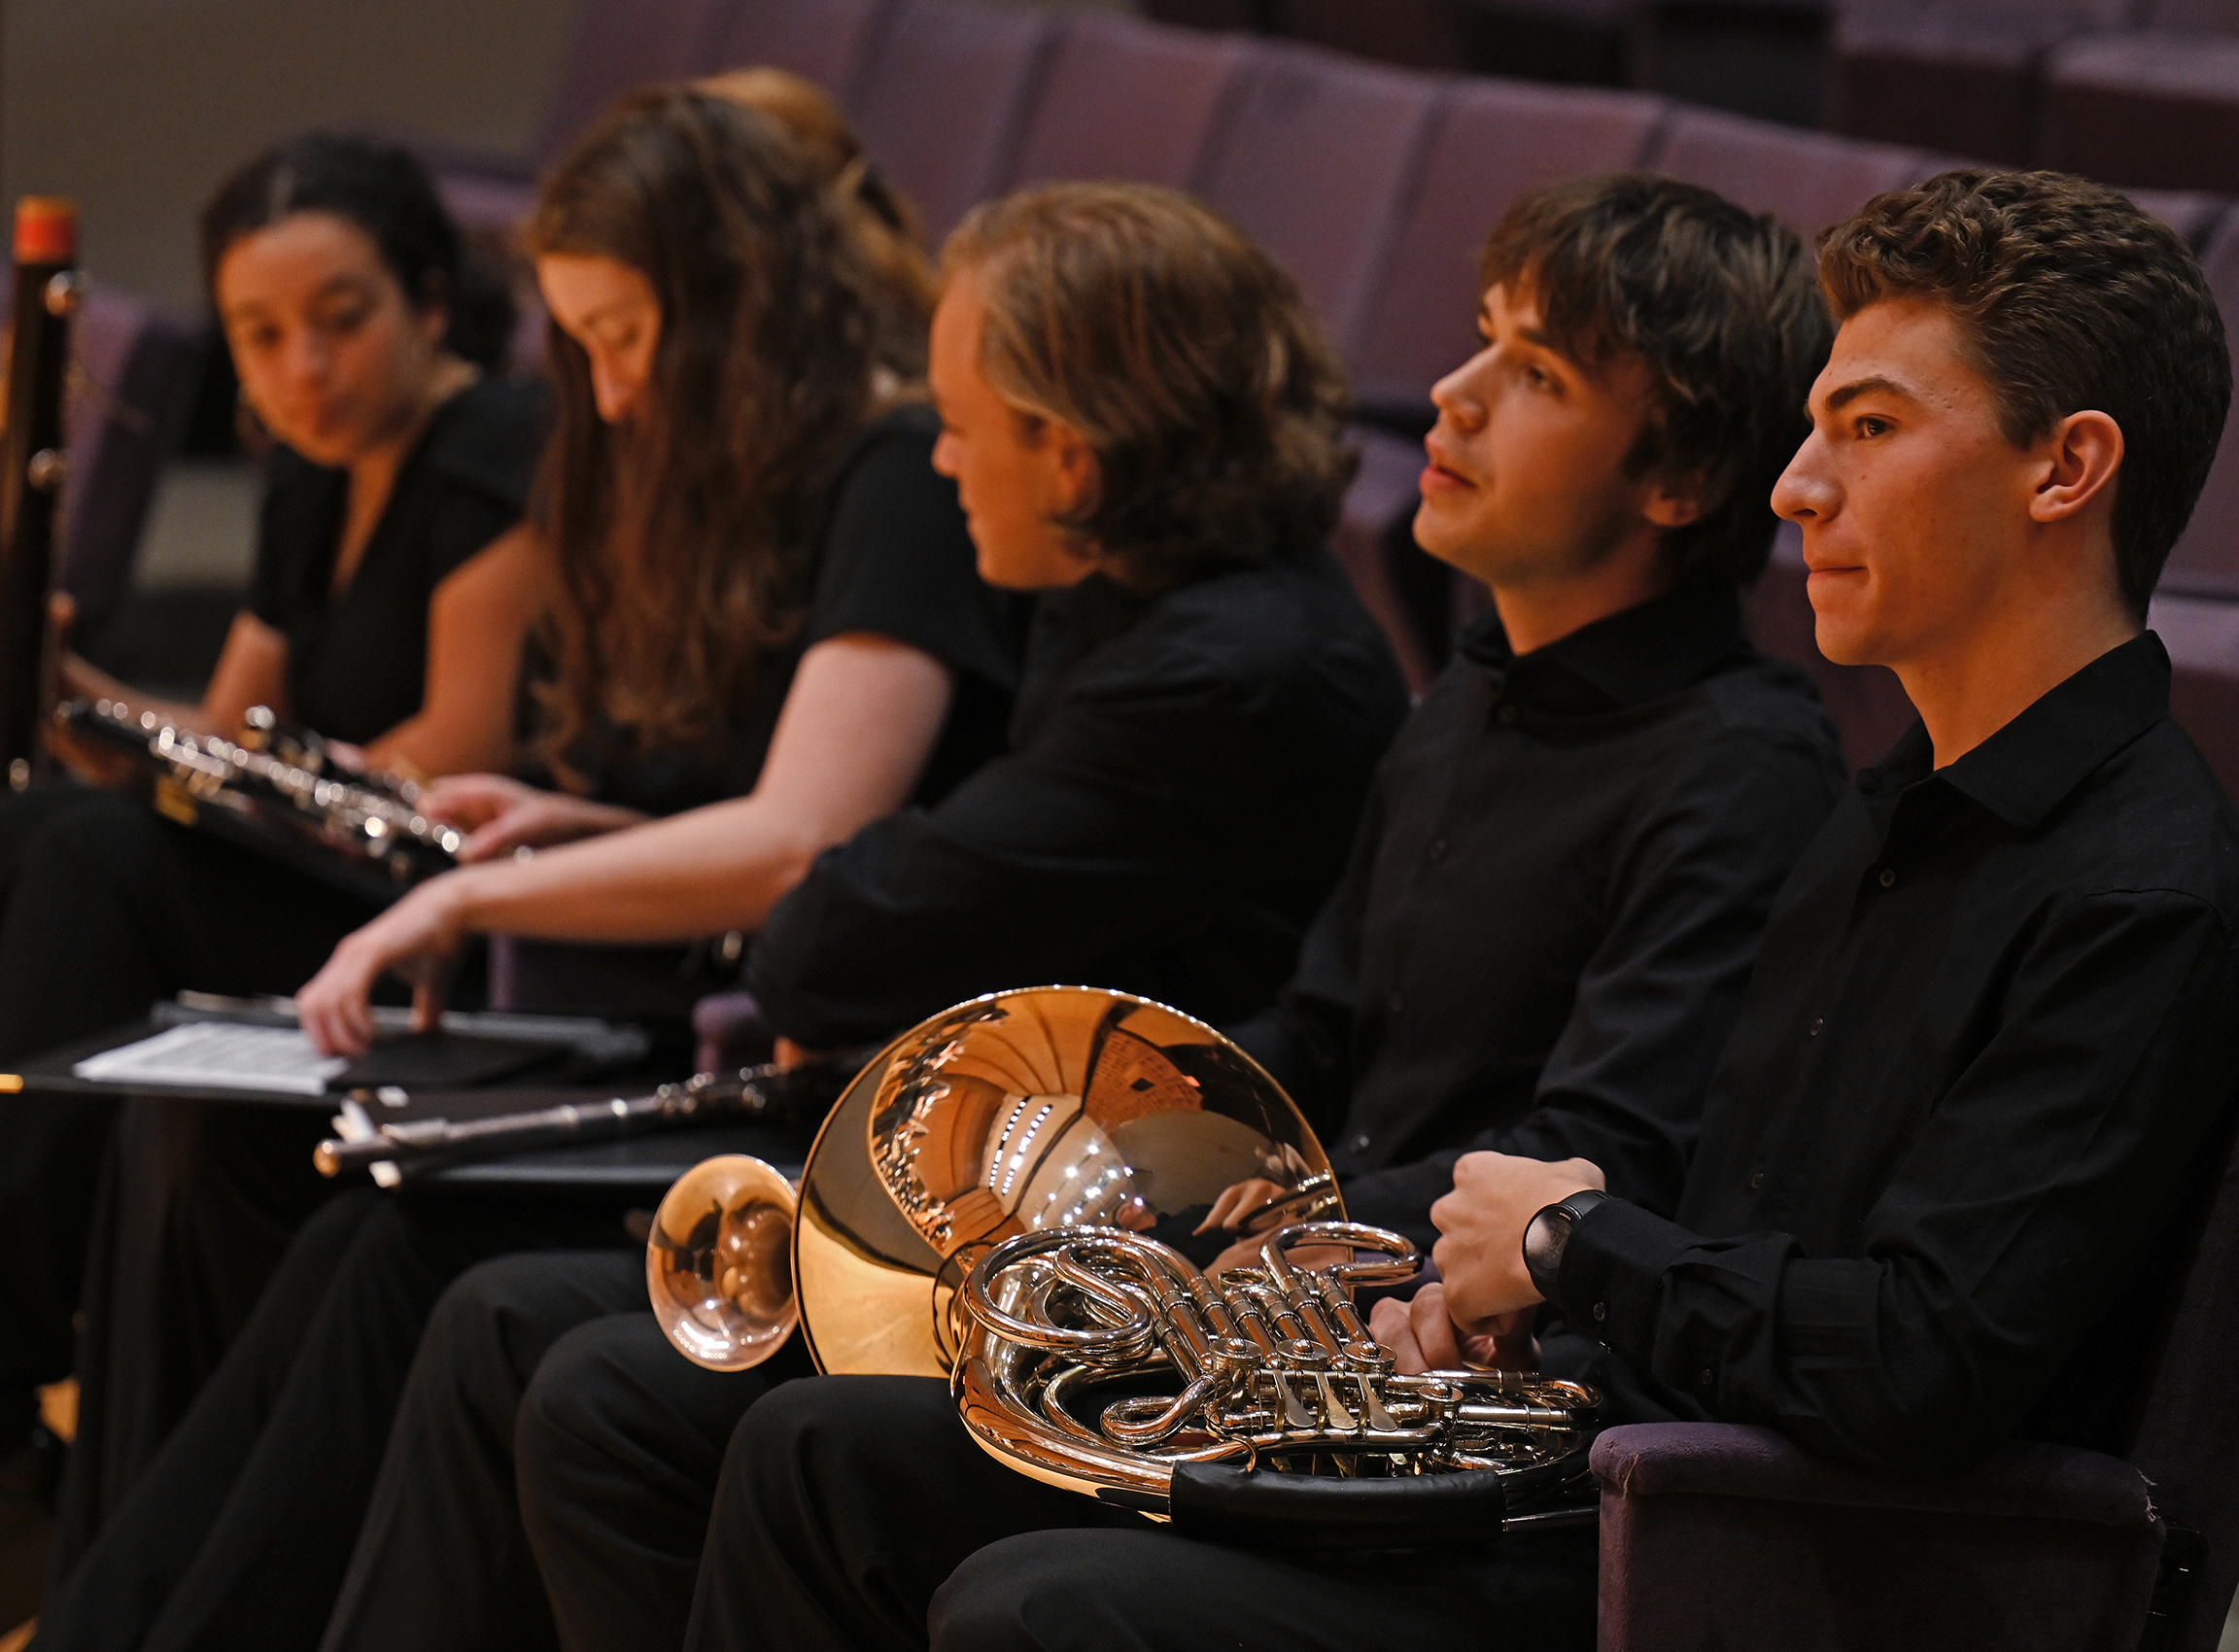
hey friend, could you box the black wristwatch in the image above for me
[1522,1188,1611,1300]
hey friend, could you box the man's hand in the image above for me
[1192,1178,1350,1276]
[1369,1284,1537,1373]
[419,774,646,864]
[1430,1152,1605,1330]
[295,873,477,1054]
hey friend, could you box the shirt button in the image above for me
[1428,838,1448,862]
[1352,1133,1370,1153]
[1592,1301,1607,1322]
[1497,703,1519,725]
[1878,868,1897,888]
[1386,990,1405,1016]
[1699,1368,1714,1388]
[1808,1016,1825,1037]
[1748,1170,1765,1190]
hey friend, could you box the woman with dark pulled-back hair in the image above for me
[0,131,543,1599]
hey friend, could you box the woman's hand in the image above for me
[295,873,477,1054]
[1369,1284,1538,1373]
[419,774,647,863]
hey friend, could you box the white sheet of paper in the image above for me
[73,1021,349,1096]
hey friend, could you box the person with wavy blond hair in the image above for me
[36,177,1409,1652]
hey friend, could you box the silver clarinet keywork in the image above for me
[61,696,462,895]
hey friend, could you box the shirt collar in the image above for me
[1458,575,1748,712]
[1858,632,2171,833]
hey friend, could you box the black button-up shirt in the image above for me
[749,547,1409,1048]
[1555,633,2239,1474]
[1231,576,1848,1248]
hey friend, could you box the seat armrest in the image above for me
[1592,1422,2156,1528]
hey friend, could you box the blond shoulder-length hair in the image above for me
[943,182,1354,591]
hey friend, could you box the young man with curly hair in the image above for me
[692,169,2239,1652]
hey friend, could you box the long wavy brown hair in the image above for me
[522,84,932,788]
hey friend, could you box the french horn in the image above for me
[646,986,1600,1539]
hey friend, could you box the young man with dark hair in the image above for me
[706,168,2239,1652]
[274,171,1848,1652]
[638,172,1855,1652]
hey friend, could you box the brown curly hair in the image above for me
[1818,168,2230,620]
[523,86,931,788]
[942,183,1355,590]
[1480,173,1832,585]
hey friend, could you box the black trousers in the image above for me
[28,1188,632,1652]
[323,1251,807,1652]
[684,1375,1600,1652]
[0,786,380,1512]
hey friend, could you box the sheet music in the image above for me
[73,1021,349,1095]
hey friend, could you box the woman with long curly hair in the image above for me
[37,79,1023,1614]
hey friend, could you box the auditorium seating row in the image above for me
[431,0,2239,793]
[1829,0,2239,196]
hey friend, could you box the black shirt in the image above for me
[543,404,1026,817]
[1234,576,1848,1250]
[748,545,1412,1048]
[1554,634,2239,1474]
[250,375,546,744]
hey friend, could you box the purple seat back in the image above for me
[1275,0,1478,70]
[2042,32,2239,196]
[1594,1423,2164,1651]
[531,0,741,166]
[1004,13,1251,190]
[1191,42,1441,346]
[706,0,897,99]
[60,288,199,657]
[2160,214,2239,599]
[2122,1102,2239,1650]
[1348,78,1665,408]
[1826,0,2128,166]
[2129,188,2230,249]
[2143,0,2239,30]
[844,0,1061,238]
[1647,106,1927,238]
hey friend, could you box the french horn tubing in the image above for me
[644,985,1601,1529]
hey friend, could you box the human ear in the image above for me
[1641,473,1705,532]
[2029,410,2123,526]
[1046,419,1101,522]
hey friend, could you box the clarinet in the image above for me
[1,198,77,792]
[63,696,463,889]
[313,1061,848,1179]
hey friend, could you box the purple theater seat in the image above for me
[1347,77,1666,412]
[1003,12,1250,190]
[1274,0,1480,70]
[527,0,742,170]
[2160,215,2239,600]
[2155,595,2239,806]
[1594,1424,2165,1651]
[1646,106,1927,237]
[1743,524,1916,773]
[2042,31,2239,195]
[705,0,897,99]
[1334,426,1441,696]
[692,991,775,1072]
[488,934,713,1027]
[1141,0,1265,27]
[1826,0,2126,167]
[1595,1113,2239,1651]
[2129,188,2230,249]
[1191,41,1442,347]
[60,288,199,661]
[844,0,1061,238]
